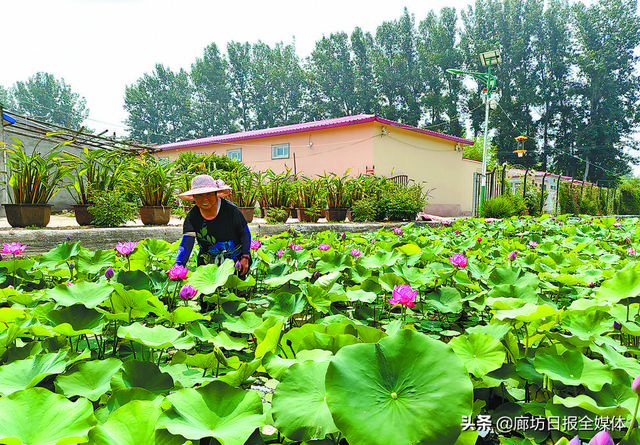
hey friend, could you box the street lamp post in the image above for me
[447,49,501,215]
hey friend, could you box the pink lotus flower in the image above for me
[508,250,517,261]
[441,220,451,226]
[276,249,284,258]
[290,244,303,251]
[588,430,614,445]
[250,239,261,250]
[628,247,636,255]
[613,222,622,227]
[179,284,197,300]
[167,264,188,280]
[632,374,640,395]
[318,243,331,251]
[115,241,138,256]
[66,282,74,286]
[388,284,417,308]
[529,241,538,248]
[2,242,26,255]
[455,230,460,235]
[350,248,362,257]
[448,253,468,268]
[393,227,403,235]
[568,436,580,445]
[484,218,494,223]
[477,237,482,242]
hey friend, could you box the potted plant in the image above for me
[127,153,179,225]
[257,168,295,223]
[61,147,127,225]
[294,175,323,223]
[319,169,352,222]
[227,166,258,223]
[1,136,70,227]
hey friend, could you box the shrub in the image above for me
[377,184,428,221]
[88,188,138,227]
[481,194,527,218]
[265,207,290,224]
[351,197,378,222]
[615,179,640,215]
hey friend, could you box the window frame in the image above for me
[226,148,242,162]
[271,143,290,160]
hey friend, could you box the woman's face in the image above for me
[193,191,218,211]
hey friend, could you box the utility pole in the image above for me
[447,49,501,215]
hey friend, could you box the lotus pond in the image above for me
[2,215,640,445]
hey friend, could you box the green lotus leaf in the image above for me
[316,251,352,274]
[1,287,36,306]
[264,292,307,319]
[75,249,116,275]
[449,333,506,376]
[0,387,96,445]
[272,360,338,441]
[0,351,68,395]
[225,273,257,291]
[171,350,221,372]
[158,380,264,442]
[300,284,332,314]
[396,243,421,256]
[45,281,114,308]
[595,268,640,303]
[424,287,462,313]
[141,238,175,259]
[325,330,473,445]
[46,304,105,336]
[494,303,559,322]
[106,284,160,320]
[345,288,377,303]
[188,261,235,295]
[298,331,362,355]
[561,307,612,340]
[216,359,262,387]
[281,324,326,356]
[88,400,163,445]
[360,250,400,269]
[0,307,26,323]
[378,273,406,292]
[222,311,263,334]
[55,358,122,401]
[315,271,342,289]
[590,342,640,378]
[115,270,153,291]
[264,270,311,287]
[117,322,195,350]
[255,318,284,359]
[534,349,612,391]
[552,393,631,418]
[488,266,538,287]
[165,306,208,325]
[210,330,248,351]
[95,388,163,423]
[36,241,82,269]
[466,322,512,341]
[113,360,174,393]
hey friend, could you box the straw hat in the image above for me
[178,175,232,201]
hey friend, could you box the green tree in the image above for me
[0,85,14,109]
[350,27,378,115]
[417,7,465,136]
[124,64,195,144]
[227,41,254,131]
[372,8,422,126]
[570,0,640,182]
[190,43,238,137]
[11,72,88,129]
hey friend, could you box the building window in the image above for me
[271,143,290,159]
[227,148,242,162]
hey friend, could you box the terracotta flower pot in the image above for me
[239,206,255,223]
[3,204,52,228]
[326,208,348,222]
[296,208,320,223]
[139,206,171,225]
[73,204,94,226]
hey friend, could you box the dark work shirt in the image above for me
[183,199,250,266]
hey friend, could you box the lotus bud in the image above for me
[313,271,321,281]
[508,250,517,261]
[179,284,197,300]
[614,321,622,331]
[568,436,580,445]
[235,261,242,270]
[66,235,71,241]
[69,262,75,270]
[588,430,614,445]
[632,375,640,395]
[104,266,115,280]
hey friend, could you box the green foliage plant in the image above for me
[377,182,429,221]
[88,188,138,227]
[265,207,290,224]
[481,193,526,218]
[615,178,640,215]
[228,166,258,207]
[351,196,378,222]
[258,168,295,209]
[319,169,353,209]
[2,135,71,204]
[127,153,179,207]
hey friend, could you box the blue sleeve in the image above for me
[241,224,251,255]
[175,235,195,266]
